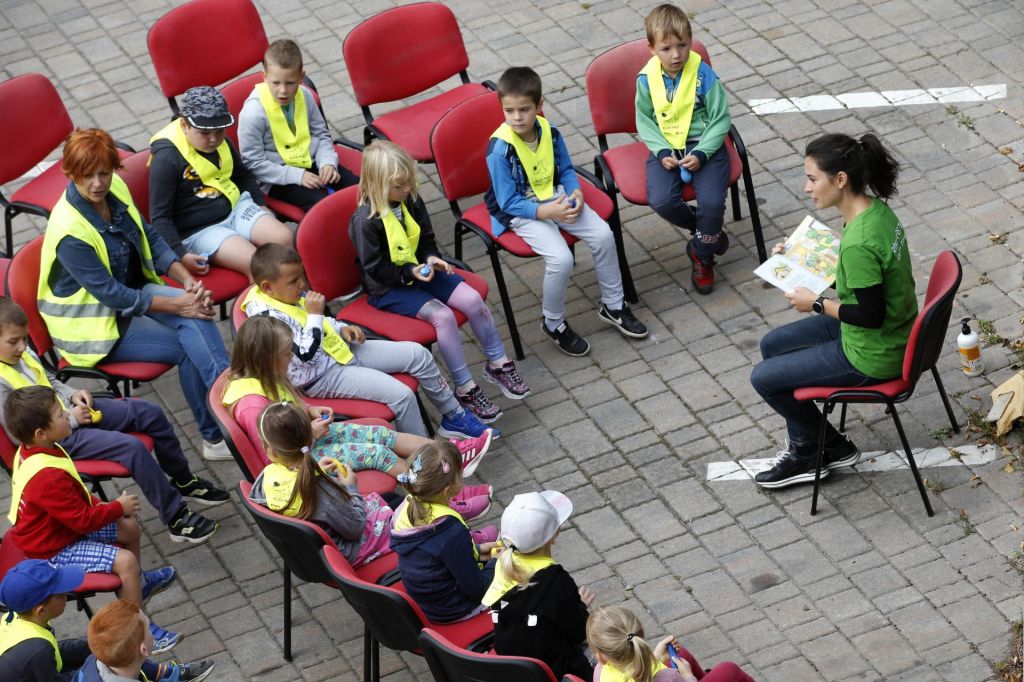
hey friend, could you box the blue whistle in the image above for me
[321,411,331,421]
[418,264,432,276]
[325,187,335,195]
[679,166,692,183]
[666,643,679,669]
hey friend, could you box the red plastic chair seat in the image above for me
[57,358,174,382]
[0,534,122,595]
[602,139,742,206]
[370,83,491,162]
[10,148,133,215]
[461,204,579,257]
[794,378,912,403]
[162,266,249,306]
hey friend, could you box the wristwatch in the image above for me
[812,295,826,314]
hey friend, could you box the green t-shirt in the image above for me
[836,198,917,379]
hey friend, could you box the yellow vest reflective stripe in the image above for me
[255,83,313,169]
[222,377,299,407]
[262,462,303,517]
[39,175,161,367]
[482,553,556,606]
[241,288,354,366]
[0,351,66,409]
[7,445,92,525]
[0,617,62,670]
[600,659,668,682]
[151,120,240,207]
[641,53,701,149]
[393,497,478,561]
[491,117,555,201]
[381,203,421,269]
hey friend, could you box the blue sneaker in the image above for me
[142,566,177,603]
[149,622,181,654]
[437,409,501,440]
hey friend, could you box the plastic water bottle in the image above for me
[957,318,983,376]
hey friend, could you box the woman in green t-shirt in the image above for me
[751,133,916,490]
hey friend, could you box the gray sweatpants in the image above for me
[303,340,459,436]
[510,187,624,328]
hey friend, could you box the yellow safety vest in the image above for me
[482,553,556,606]
[0,617,62,670]
[393,497,479,561]
[241,288,354,366]
[641,53,701,149]
[255,83,313,169]
[491,117,555,201]
[7,445,92,525]
[39,175,162,367]
[0,350,67,409]
[262,462,304,517]
[381,203,421,268]
[599,659,668,682]
[222,377,299,407]
[151,120,240,207]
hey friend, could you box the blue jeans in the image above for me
[106,284,229,442]
[750,315,880,455]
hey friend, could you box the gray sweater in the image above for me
[238,84,339,189]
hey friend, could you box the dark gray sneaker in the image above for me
[598,304,648,338]
[754,447,826,489]
[823,434,860,470]
[542,321,590,357]
[168,507,219,545]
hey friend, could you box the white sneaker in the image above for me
[202,439,232,461]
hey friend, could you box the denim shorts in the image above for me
[182,191,270,257]
[50,522,119,573]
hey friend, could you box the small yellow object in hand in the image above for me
[88,408,102,423]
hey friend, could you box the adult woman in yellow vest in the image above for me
[40,128,231,460]
[148,86,292,281]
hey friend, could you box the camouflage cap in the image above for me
[180,86,234,130]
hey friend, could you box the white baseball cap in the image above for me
[499,490,573,554]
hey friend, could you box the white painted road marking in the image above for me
[706,444,1000,481]
[749,84,1006,115]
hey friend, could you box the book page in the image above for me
[754,215,840,295]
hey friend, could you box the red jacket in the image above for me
[8,445,124,558]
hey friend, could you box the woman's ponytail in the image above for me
[858,133,900,199]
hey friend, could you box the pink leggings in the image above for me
[416,283,506,388]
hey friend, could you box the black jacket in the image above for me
[348,196,441,297]
[0,633,90,682]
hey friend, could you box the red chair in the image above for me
[0,74,132,257]
[295,186,491,348]
[585,39,767,264]
[321,544,493,682]
[115,150,249,320]
[430,92,631,360]
[794,251,963,517]
[6,236,173,397]
[342,2,493,161]
[147,0,267,116]
[419,628,589,682]
[238,481,399,661]
[0,534,122,619]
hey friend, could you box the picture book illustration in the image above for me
[754,215,840,295]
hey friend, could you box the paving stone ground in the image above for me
[1,0,1023,680]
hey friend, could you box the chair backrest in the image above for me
[431,92,503,203]
[321,544,428,652]
[147,0,268,114]
[5,236,53,358]
[419,628,558,682]
[209,371,268,481]
[585,38,710,138]
[295,185,362,301]
[219,72,265,148]
[115,150,152,222]
[0,74,74,186]
[237,480,336,584]
[343,2,470,108]
[903,250,962,383]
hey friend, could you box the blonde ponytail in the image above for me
[587,605,658,682]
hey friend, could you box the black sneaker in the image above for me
[714,231,730,257]
[753,447,827,489]
[168,507,219,545]
[174,476,229,507]
[823,434,860,470]
[598,304,649,339]
[542,321,590,357]
[157,659,216,682]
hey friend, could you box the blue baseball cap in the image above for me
[0,560,85,612]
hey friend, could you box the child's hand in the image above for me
[427,255,453,275]
[578,585,596,606]
[319,165,341,186]
[412,263,435,282]
[537,193,574,223]
[477,541,498,555]
[772,241,786,256]
[311,415,330,441]
[341,325,366,344]
[661,155,680,170]
[304,291,326,314]
[181,253,210,275]
[324,459,357,486]
[565,189,585,222]
[71,389,93,409]
[70,403,92,425]
[117,492,141,517]
[301,171,325,189]
[308,406,333,422]
[680,154,702,171]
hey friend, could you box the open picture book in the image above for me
[754,215,840,295]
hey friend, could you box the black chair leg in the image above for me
[4,207,13,259]
[931,367,960,433]
[730,182,741,221]
[372,637,380,682]
[454,222,464,261]
[741,162,768,263]
[839,403,848,432]
[76,596,94,618]
[606,200,638,304]
[889,406,934,516]
[810,402,833,515]
[283,567,292,661]
[488,246,524,360]
[363,626,371,682]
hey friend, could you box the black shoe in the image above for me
[542,321,590,357]
[174,476,229,507]
[823,434,860,470]
[714,231,729,257]
[168,507,219,545]
[754,447,827,489]
[598,304,649,339]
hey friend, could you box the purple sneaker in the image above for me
[483,361,531,399]
[456,385,502,423]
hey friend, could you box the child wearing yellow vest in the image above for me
[149,86,293,281]
[588,605,754,682]
[238,39,358,212]
[636,4,733,295]
[349,141,530,424]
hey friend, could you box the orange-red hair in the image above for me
[87,599,147,667]
[61,128,122,182]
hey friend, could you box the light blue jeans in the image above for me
[106,283,229,442]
